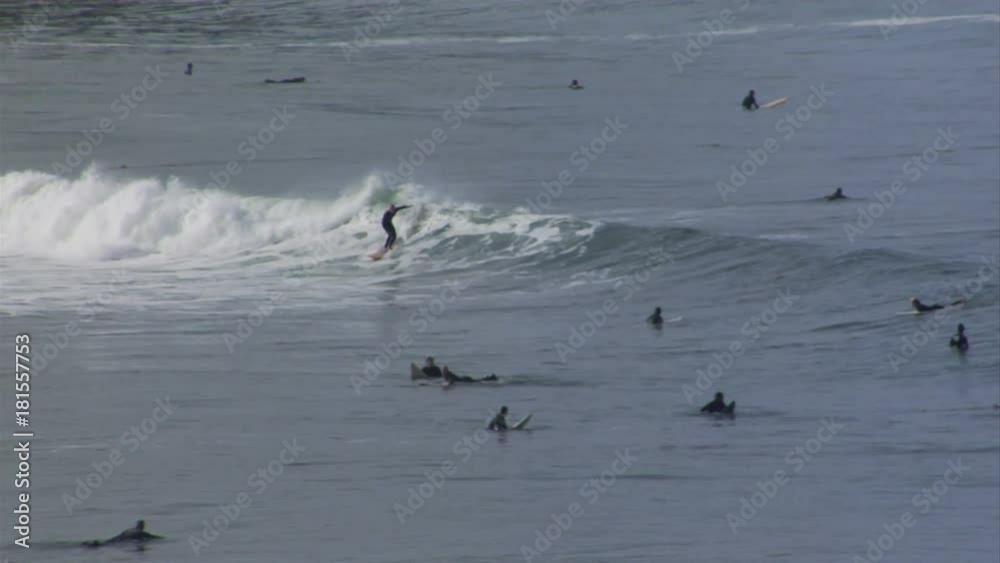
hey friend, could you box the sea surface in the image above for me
[1,1,999,562]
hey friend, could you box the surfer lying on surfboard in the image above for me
[381,204,410,250]
[444,366,498,384]
[910,297,965,313]
[420,357,443,378]
[824,187,847,201]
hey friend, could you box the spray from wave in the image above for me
[0,166,596,269]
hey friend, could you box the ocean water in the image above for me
[1,1,998,562]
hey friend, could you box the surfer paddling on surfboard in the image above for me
[910,297,966,313]
[825,187,847,201]
[742,90,759,111]
[700,392,735,415]
[381,204,410,251]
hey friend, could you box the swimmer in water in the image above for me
[569,79,583,90]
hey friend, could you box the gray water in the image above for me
[1,1,998,562]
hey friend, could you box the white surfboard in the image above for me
[369,247,390,261]
[666,316,683,323]
[512,413,532,430]
[760,97,788,109]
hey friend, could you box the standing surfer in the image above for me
[381,204,410,251]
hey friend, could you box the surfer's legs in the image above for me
[384,226,396,249]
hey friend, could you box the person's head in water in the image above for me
[499,406,508,415]
[654,307,661,315]
[834,187,843,196]
[748,90,755,97]
[135,520,145,531]
[714,392,723,401]
[911,298,921,306]
[425,357,436,367]
[957,323,965,334]
[571,80,579,86]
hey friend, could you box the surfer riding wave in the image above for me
[381,204,410,251]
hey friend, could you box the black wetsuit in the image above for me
[444,370,498,384]
[949,333,968,351]
[914,299,964,313]
[422,365,443,379]
[381,206,410,250]
[700,397,727,413]
[488,413,508,431]
[648,313,663,327]
[742,93,759,110]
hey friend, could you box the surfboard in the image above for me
[667,316,683,323]
[369,247,390,261]
[760,97,788,109]
[512,413,532,430]
[410,363,427,380]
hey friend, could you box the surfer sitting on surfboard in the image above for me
[911,297,965,313]
[647,306,664,328]
[700,392,735,414]
[381,204,410,251]
[443,366,498,384]
[949,323,969,351]
[825,187,847,201]
[421,357,443,378]
[742,90,759,111]
[488,406,509,431]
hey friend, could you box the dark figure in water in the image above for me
[700,392,735,414]
[83,520,163,547]
[488,406,509,431]
[911,297,966,313]
[264,77,306,84]
[647,307,664,328]
[422,357,443,378]
[742,90,759,111]
[443,366,498,384]
[569,79,583,90]
[185,63,192,76]
[381,204,410,250]
[949,323,969,351]
[825,187,846,201]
